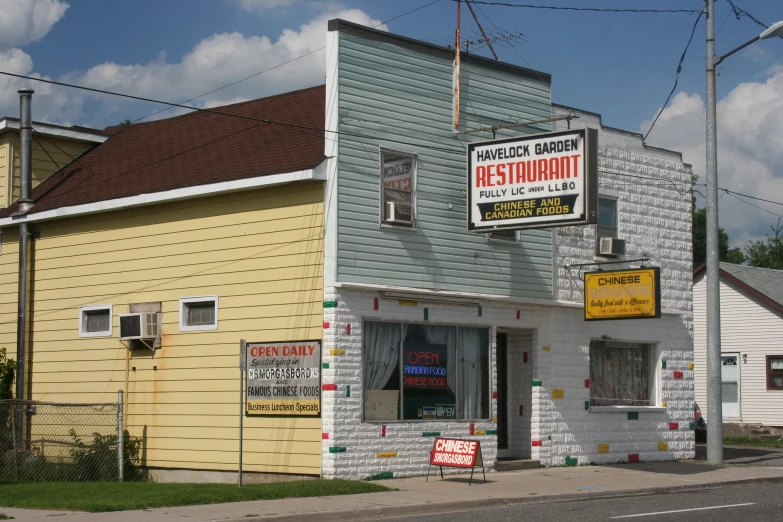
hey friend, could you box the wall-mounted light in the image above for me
[742,354,747,364]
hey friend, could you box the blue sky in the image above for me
[2,0,782,248]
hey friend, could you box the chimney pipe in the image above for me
[15,88,33,408]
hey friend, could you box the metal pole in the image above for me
[117,390,124,481]
[705,0,723,464]
[15,89,34,450]
[239,340,246,487]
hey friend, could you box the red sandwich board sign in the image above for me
[427,437,486,485]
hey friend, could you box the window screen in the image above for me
[590,340,654,406]
[83,309,110,333]
[185,301,216,326]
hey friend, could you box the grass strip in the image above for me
[0,479,389,513]
[723,437,783,448]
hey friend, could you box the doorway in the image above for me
[721,354,740,419]
[496,333,509,455]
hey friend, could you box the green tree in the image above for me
[744,220,783,270]
[692,206,745,268]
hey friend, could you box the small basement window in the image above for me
[179,296,218,331]
[79,305,112,337]
[381,150,415,227]
[768,356,783,390]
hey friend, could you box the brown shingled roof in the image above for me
[0,84,326,218]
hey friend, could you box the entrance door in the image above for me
[721,355,740,419]
[496,333,509,454]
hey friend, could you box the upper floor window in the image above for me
[597,197,618,238]
[179,296,218,331]
[381,150,415,227]
[79,305,112,337]
[488,229,517,242]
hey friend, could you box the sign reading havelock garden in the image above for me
[584,268,661,321]
[245,340,322,416]
[467,128,598,232]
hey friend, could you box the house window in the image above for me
[488,229,517,241]
[179,296,218,331]
[79,305,112,337]
[597,197,617,238]
[590,340,655,406]
[768,356,783,390]
[363,322,490,421]
[381,150,415,227]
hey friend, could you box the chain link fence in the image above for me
[0,392,137,484]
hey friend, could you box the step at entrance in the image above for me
[495,459,540,472]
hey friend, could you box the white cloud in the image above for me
[60,8,384,119]
[0,0,69,51]
[642,69,783,249]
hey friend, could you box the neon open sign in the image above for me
[403,344,448,389]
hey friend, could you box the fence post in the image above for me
[117,390,124,482]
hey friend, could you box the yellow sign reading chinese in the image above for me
[584,267,660,321]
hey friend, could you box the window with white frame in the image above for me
[597,197,618,238]
[79,305,112,337]
[381,150,415,226]
[179,296,218,331]
[589,340,656,407]
[363,321,490,421]
[488,229,517,241]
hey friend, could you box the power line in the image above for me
[133,0,445,123]
[643,10,704,142]
[695,184,783,207]
[447,1,700,15]
[724,191,783,219]
[725,0,783,39]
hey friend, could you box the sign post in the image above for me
[238,339,246,487]
[584,267,661,321]
[427,437,486,485]
[467,128,598,232]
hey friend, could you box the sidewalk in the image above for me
[3,460,783,522]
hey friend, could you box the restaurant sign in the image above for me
[584,267,661,321]
[467,128,598,232]
[245,340,321,416]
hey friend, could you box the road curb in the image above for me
[230,475,783,522]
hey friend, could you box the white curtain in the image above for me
[458,327,484,419]
[589,341,650,406]
[422,325,457,393]
[364,322,402,391]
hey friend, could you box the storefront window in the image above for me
[589,340,653,406]
[363,322,490,421]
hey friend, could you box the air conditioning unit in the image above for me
[119,312,158,340]
[385,202,412,225]
[597,237,626,257]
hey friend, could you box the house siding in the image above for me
[334,29,554,300]
[9,133,94,206]
[0,183,324,475]
[693,275,783,426]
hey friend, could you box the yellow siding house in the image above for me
[0,86,327,480]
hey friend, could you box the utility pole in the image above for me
[704,0,723,464]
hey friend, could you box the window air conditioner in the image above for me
[597,237,626,257]
[119,312,158,340]
[385,201,412,225]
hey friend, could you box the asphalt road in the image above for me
[385,483,783,521]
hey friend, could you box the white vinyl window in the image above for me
[597,197,618,238]
[79,305,112,337]
[380,150,415,227]
[179,296,218,332]
[488,229,517,242]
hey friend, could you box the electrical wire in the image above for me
[694,184,783,207]
[643,10,704,142]
[133,0,445,123]
[725,0,783,39]
[724,191,783,219]
[448,1,699,15]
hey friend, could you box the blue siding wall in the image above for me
[335,28,554,299]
